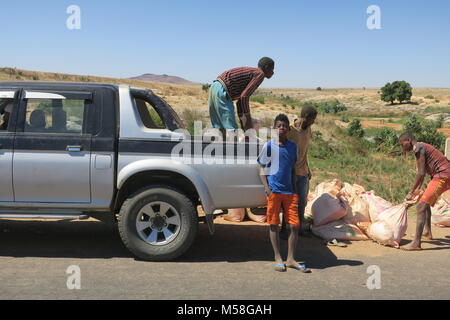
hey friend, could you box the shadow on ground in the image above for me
[0,219,363,269]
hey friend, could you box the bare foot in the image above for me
[422,233,433,240]
[400,242,423,251]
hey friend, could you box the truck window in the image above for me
[23,98,86,134]
[134,98,166,129]
[0,98,14,131]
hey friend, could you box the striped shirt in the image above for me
[216,67,265,116]
[414,142,450,179]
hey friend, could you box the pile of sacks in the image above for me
[306,179,416,248]
[431,198,450,228]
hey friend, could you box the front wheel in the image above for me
[118,185,198,261]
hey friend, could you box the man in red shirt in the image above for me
[208,57,274,138]
[399,132,450,251]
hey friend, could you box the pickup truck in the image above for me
[0,82,266,260]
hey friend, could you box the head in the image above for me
[299,106,318,129]
[273,113,289,140]
[399,132,416,152]
[258,57,275,79]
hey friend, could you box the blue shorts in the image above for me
[208,81,238,130]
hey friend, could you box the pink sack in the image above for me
[312,219,369,241]
[247,207,267,223]
[367,204,408,248]
[311,193,348,226]
[223,208,246,222]
[341,183,371,224]
[361,191,393,222]
[431,200,450,227]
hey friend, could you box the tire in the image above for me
[118,185,198,261]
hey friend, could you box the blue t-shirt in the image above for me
[257,140,297,194]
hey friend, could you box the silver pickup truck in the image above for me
[0,82,266,260]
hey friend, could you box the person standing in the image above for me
[258,114,311,273]
[281,106,317,237]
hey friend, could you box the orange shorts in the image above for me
[420,178,450,206]
[266,193,300,227]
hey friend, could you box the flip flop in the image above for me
[326,239,347,247]
[275,263,287,272]
[286,263,312,273]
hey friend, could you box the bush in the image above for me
[316,87,322,91]
[403,114,446,152]
[202,83,211,92]
[340,115,350,123]
[381,81,412,104]
[302,100,347,114]
[374,127,398,150]
[250,95,265,104]
[180,108,205,135]
[347,119,365,138]
[425,95,434,99]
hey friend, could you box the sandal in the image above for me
[286,263,312,273]
[274,263,287,272]
[326,239,347,247]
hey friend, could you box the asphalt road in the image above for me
[0,217,449,300]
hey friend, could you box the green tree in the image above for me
[381,82,395,104]
[392,80,412,103]
[381,80,412,104]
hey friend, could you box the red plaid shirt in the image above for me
[216,67,265,118]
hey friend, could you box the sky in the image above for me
[1,0,449,88]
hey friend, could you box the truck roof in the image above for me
[0,81,125,91]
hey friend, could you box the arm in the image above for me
[406,147,426,200]
[259,165,272,197]
[236,73,265,130]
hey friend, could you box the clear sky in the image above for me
[1,0,449,88]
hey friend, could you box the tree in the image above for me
[393,80,412,103]
[381,82,395,104]
[380,80,412,104]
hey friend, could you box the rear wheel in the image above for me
[118,185,198,261]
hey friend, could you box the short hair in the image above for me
[300,105,318,119]
[274,113,289,126]
[258,57,274,71]
[399,132,416,141]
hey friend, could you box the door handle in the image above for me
[66,145,82,152]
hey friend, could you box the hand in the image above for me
[265,189,272,197]
[307,171,312,181]
[404,192,414,201]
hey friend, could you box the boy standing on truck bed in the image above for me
[399,132,450,251]
[258,114,311,273]
[209,57,274,139]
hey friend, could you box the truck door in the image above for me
[0,90,18,202]
[13,90,93,203]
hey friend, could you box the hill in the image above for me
[128,73,200,86]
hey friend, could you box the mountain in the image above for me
[128,73,200,85]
